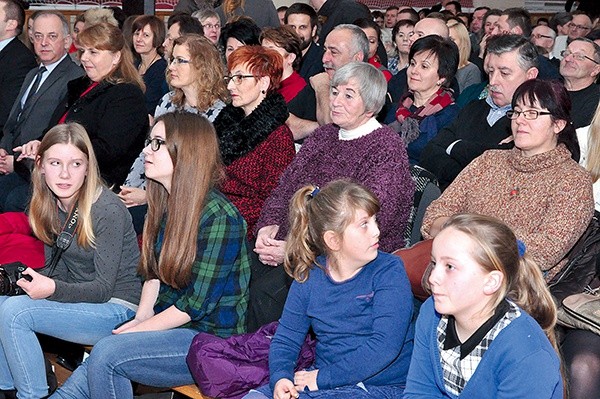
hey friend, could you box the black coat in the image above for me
[0,38,36,133]
[52,76,149,189]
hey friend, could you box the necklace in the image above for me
[138,52,160,75]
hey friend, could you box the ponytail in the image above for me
[509,254,559,350]
[284,179,381,283]
[285,186,319,283]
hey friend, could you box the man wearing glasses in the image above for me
[531,25,557,61]
[0,11,83,212]
[560,38,600,129]
[553,11,593,60]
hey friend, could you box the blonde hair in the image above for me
[424,214,559,349]
[169,34,228,111]
[29,123,103,249]
[139,112,224,288]
[585,101,600,183]
[78,22,145,91]
[82,7,118,28]
[285,179,380,283]
[447,19,471,68]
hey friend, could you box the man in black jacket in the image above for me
[419,35,539,190]
[0,0,36,134]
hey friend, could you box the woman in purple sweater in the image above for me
[249,62,414,331]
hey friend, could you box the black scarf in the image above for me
[213,92,289,166]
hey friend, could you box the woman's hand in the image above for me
[274,378,299,399]
[255,225,286,266]
[13,140,41,161]
[117,186,147,207]
[113,318,142,334]
[17,268,55,299]
[294,369,318,392]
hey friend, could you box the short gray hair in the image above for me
[192,8,220,24]
[331,62,386,114]
[331,24,369,62]
[571,37,600,63]
[486,34,539,72]
[34,10,70,37]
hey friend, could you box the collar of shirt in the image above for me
[41,53,68,75]
[444,299,510,359]
[339,117,381,141]
[485,95,512,127]
[0,36,16,53]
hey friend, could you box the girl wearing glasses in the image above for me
[52,111,251,399]
[118,34,228,230]
[213,45,295,240]
[0,123,141,398]
[422,79,594,283]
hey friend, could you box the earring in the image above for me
[261,90,266,94]
[436,81,442,86]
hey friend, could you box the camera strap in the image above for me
[46,205,79,278]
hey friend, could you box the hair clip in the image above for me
[309,187,320,198]
[517,239,526,258]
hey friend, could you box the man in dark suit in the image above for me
[0,0,36,133]
[0,10,84,211]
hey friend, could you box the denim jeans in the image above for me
[0,295,134,399]
[51,328,198,399]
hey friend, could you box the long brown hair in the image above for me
[169,34,228,111]
[425,214,559,349]
[223,0,245,19]
[29,123,103,248]
[139,112,224,288]
[78,22,145,91]
[285,179,380,283]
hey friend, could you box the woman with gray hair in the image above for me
[250,61,414,330]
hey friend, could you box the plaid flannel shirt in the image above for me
[154,189,251,337]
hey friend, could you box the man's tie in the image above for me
[21,66,47,112]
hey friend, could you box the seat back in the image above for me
[403,165,441,247]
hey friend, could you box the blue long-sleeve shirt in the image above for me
[269,251,414,391]
[404,298,563,398]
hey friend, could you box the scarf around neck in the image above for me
[213,92,289,166]
[393,88,454,144]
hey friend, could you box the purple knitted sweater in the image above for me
[256,123,414,251]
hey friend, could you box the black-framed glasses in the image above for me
[569,24,591,31]
[223,74,256,85]
[506,110,553,120]
[532,33,553,40]
[169,57,191,66]
[561,50,600,64]
[145,138,166,151]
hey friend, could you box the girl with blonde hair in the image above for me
[0,123,141,399]
[405,214,563,398]
[447,18,481,92]
[246,179,415,399]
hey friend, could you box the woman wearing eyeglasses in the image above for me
[118,34,228,229]
[51,111,251,399]
[212,45,295,241]
[422,79,594,282]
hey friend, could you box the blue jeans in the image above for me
[0,295,133,399]
[51,328,198,399]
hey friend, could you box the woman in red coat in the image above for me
[213,46,296,240]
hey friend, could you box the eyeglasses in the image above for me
[560,50,600,64]
[169,57,191,66]
[569,24,591,31]
[532,33,553,40]
[506,110,553,120]
[202,23,221,30]
[223,74,256,85]
[145,137,166,151]
[33,33,61,43]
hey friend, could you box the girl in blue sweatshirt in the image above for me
[246,179,414,399]
[405,213,563,399]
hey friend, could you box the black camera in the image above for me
[0,262,32,296]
